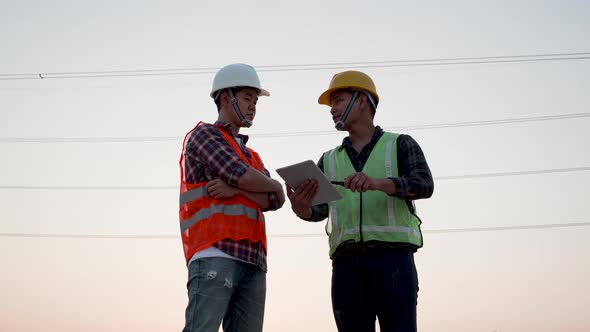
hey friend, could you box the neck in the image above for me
[218,111,240,136]
[230,125,240,137]
[348,122,375,152]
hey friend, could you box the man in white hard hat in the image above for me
[178,63,285,332]
[286,71,433,332]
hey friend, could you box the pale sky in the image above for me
[1,1,589,331]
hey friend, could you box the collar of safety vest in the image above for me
[214,120,250,145]
[340,125,384,151]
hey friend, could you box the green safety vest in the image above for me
[323,132,423,257]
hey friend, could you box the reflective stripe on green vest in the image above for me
[323,132,423,257]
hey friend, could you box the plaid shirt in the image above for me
[183,120,280,271]
[304,126,434,257]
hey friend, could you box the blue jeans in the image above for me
[183,257,266,332]
[331,248,418,332]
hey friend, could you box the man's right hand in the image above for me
[286,179,319,219]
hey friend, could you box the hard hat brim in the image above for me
[210,87,270,99]
[318,86,377,106]
[318,87,337,106]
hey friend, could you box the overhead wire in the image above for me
[0,166,588,190]
[1,52,589,80]
[1,222,588,239]
[1,112,588,143]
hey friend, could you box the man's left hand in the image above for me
[207,179,239,198]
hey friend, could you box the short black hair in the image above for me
[214,87,257,111]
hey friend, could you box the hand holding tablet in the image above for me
[276,160,342,206]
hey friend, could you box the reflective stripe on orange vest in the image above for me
[179,187,262,233]
[178,122,267,263]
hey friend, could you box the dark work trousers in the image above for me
[331,248,418,332]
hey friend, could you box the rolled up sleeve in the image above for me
[260,165,281,212]
[189,124,249,186]
[390,135,434,200]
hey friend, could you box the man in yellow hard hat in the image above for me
[179,63,285,332]
[286,70,434,332]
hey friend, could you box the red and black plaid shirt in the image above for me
[182,120,280,271]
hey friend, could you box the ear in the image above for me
[219,91,230,106]
[357,93,367,107]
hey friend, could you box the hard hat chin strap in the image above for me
[365,92,377,111]
[228,88,252,128]
[335,90,359,130]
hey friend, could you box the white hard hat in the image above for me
[210,63,270,99]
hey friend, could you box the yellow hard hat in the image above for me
[318,70,379,106]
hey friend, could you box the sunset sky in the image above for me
[1,1,589,331]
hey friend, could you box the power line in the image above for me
[257,112,590,138]
[1,222,588,239]
[1,52,589,80]
[423,222,590,234]
[436,166,590,180]
[273,222,590,236]
[0,166,588,190]
[1,112,588,143]
[258,52,590,68]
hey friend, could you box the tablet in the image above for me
[276,160,342,206]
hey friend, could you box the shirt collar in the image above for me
[214,120,250,145]
[341,126,383,149]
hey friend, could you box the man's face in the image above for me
[329,90,357,127]
[233,88,259,125]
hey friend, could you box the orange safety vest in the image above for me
[178,122,267,263]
